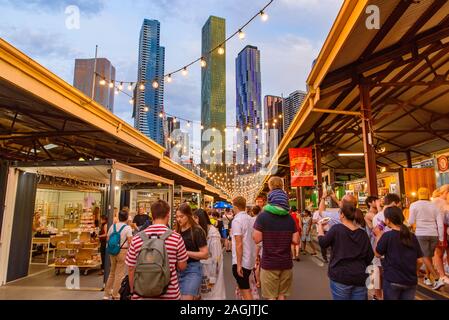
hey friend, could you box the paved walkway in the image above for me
[0,249,331,300]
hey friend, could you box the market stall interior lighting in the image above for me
[338,153,365,157]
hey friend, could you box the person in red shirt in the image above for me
[126,200,188,300]
[290,206,302,261]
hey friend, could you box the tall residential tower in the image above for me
[201,16,226,168]
[236,45,262,167]
[134,19,165,146]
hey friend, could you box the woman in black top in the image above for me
[98,215,108,275]
[375,207,423,300]
[318,203,374,300]
[175,203,209,300]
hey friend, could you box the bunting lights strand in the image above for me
[96,0,274,97]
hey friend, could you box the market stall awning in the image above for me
[12,159,174,186]
[259,0,449,195]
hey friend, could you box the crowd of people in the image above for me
[99,179,449,301]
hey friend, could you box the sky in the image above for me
[0,0,342,154]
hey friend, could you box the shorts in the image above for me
[232,265,252,290]
[178,261,203,296]
[221,229,229,239]
[417,236,439,258]
[301,234,311,242]
[260,268,293,299]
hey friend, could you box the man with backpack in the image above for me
[104,211,133,300]
[126,200,188,300]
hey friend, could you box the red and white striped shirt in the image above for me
[125,224,188,300]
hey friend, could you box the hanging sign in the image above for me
[289,148,314,187]
[437,155,449,173]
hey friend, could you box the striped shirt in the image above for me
[254,211,297,270]
[125,224,188,300]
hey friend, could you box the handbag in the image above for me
[119,275,132,300]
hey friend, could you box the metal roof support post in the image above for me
[406,150,413,168]
[169,184,174,229]
[360,83,378,197]
[104,166,117,285]
[314,130,323,200]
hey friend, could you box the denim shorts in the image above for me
[178,261,203,296]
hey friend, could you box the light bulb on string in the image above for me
[218,46,225,55]
[99,79,106,86]
[260,11,269,22]
[143,106,149,112]
[200,58,207,68]
[187,121,191,128]
[159,112,164,118]
[238,29,246,40]
[109,81,114,88]
[128,83,133,91]
[182,67,188,76]
[139,83,146,91]
[118,82,124,91]
[166,74,173,83]
[152,80,159,89]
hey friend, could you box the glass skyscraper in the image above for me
[283,90,306,134]
[134,19,165,146]
[236,45,261,167]
[201,16,226,168]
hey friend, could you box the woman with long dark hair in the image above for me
[318,203,374,300]
[175,203,209,300]
[375,206,423,300]
[193,209,226,300]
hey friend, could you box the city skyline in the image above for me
[0,1,341,131]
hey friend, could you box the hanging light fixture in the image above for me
[128,83,133,91]
[200,58,207,68]
[139,83,146,91]
[118,82,124,90]
[238,29,246,40]
[99,79,106,86]
[260,10,269,22]
[166,74,173,83]
[182,67,188,76]
[218,46,225,55]
[152,80,159,89]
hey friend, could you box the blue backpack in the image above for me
[107,224,127,256]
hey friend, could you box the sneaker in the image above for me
[424,277,433,287]
[433,278,445,291]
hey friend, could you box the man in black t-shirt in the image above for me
[132,206,152,231]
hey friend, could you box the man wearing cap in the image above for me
[409,187,445,290]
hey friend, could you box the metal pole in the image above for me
[91,45,98,100]
[104,166,116,285]
[314,130,323,200]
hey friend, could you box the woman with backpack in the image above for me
[194,209,226,300]
[175,203,209,300]
[104,211,133,300]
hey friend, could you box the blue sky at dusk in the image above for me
[0,0,342,149]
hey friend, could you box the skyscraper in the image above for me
[283,90,306,134]
[201,16,226,168]
[74,58,116,112]
[236,45,262,167]
[264,95,284,145]
[133,19,165,146]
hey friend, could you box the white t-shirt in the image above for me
[408,200,444,241]
[231,211,256,270]
[313,208,340,232]
[373,210,391,233]
[108,222,133,249]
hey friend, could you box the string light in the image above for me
[218,46,225,55]
[200,58,207,68]
[129,98,134,105]
[238,29,246,40]
[152,80,159,89]
[143,106,149,112]
[182,67,188,76]
[109,81,114,89]
[166,74,173,83]
[99,79,106,86]
[260,10,269,21]
[159,112,164,118]
[128,83,133,91]
[118,82,124,91]
[139,83,146,91]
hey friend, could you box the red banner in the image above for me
[289,148,314,187]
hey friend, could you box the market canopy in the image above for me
[259,0,449,194]
[0,38,226,197]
